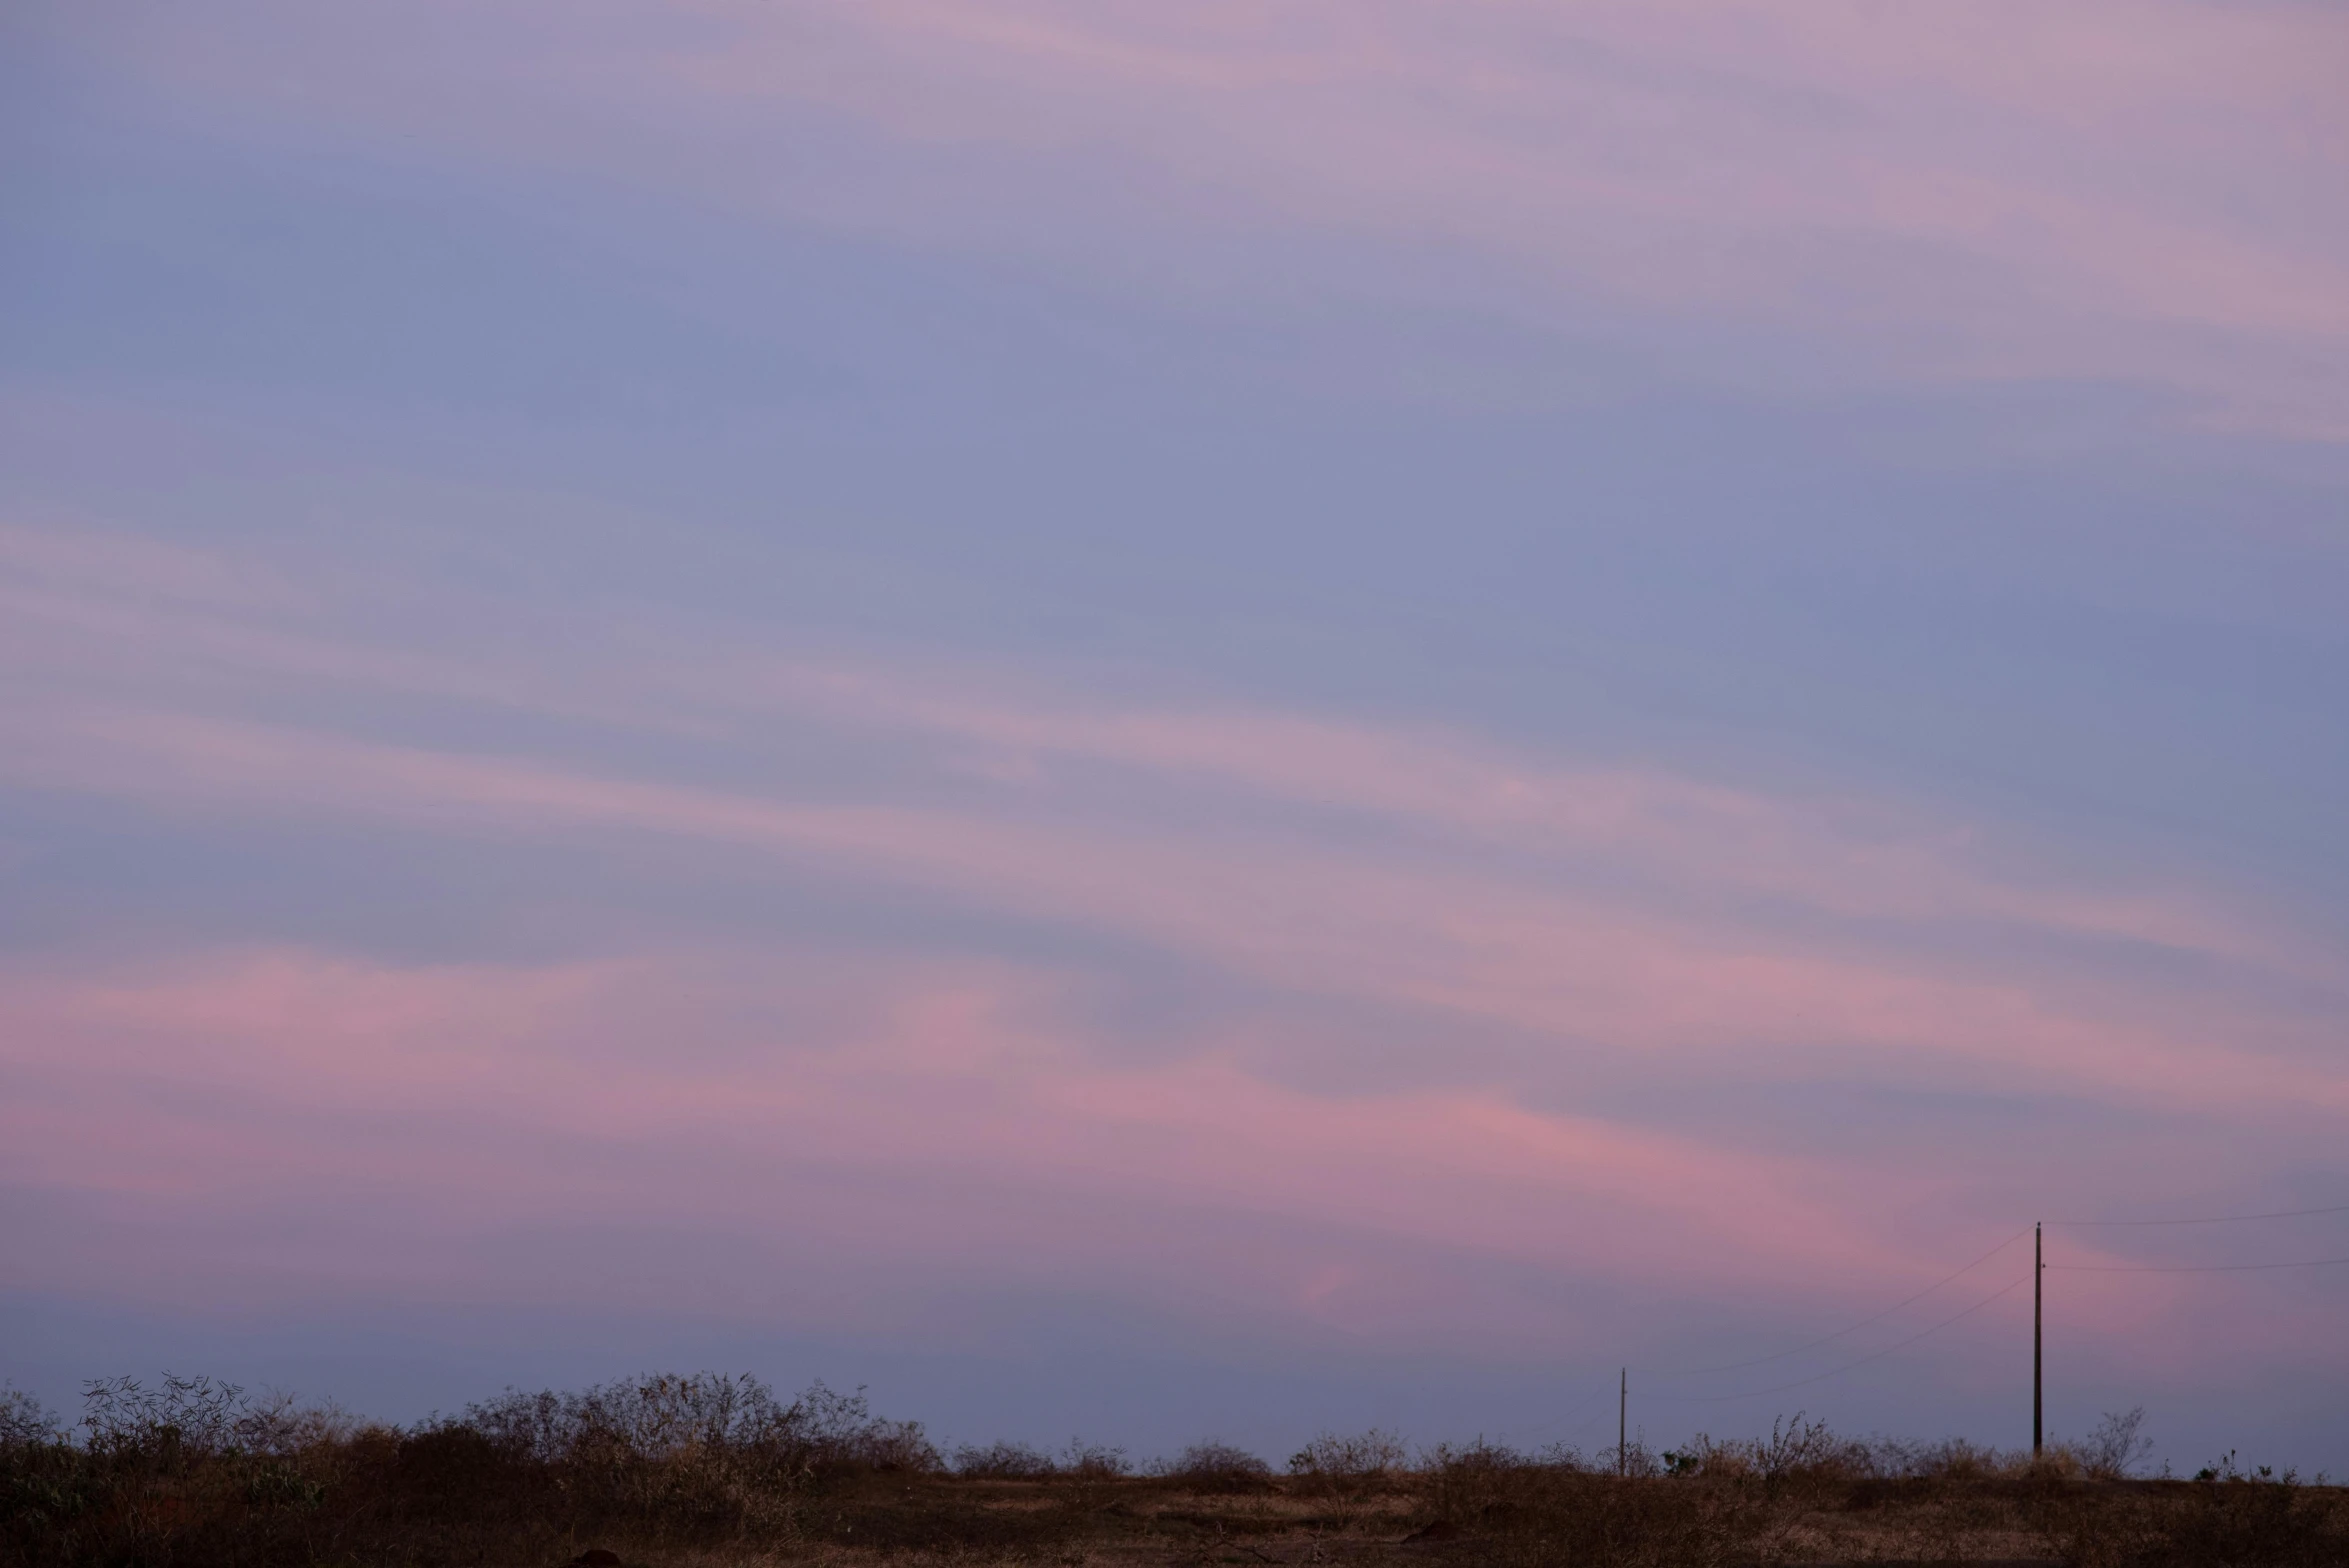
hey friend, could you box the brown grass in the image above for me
[4,1376,2343,1568]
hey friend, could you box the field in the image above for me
[4,1374,2344,1567]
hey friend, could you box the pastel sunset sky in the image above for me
[4,2,2347,1470]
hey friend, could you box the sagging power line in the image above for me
[2047,1202,2349,1228]
[1637,1228,2030,1382]
[1646,1274,2028,1406]
[2050,1254,2349,1273]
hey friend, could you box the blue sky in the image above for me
[4,1,2348,1470]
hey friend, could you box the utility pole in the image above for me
[2032,1221,2043,1458]
[1618,1366,1627,1476]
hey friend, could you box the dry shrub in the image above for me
[2141,1475,2348,1568]
[463,1373,936,1480]
[1287,1428,1405,1495]
[2022,1473,2349,1568]
[1413,1449,1792,1568]
[1159,1441,1273,1493]
[1418,1439,1553,1525]
[951,1439,1056,1479]
[7,1378,2346,1568]
[947,1439,1128,1482]
[0,1386,63,1450]
[1877,1433,2022,1481]
[1655,1413,1873,1503]
[0,1371,948,1568]
[1055,1439,1129,1480]
[2080,1407,2153,1482]
[446,1373,941,1540]
[5,1375,357,1568]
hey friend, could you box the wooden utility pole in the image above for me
[1618,1367,1627,1476]
[2032,1221,2043,1457]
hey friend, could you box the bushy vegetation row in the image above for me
[3,1375,2344,1567]
[1,1372,946,1567]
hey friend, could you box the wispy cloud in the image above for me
[64,0,2349,434]
[11,5,2349,1453]
[12,699,2338,1122]
[6,523,2342,1143]
[7,937,2337,1375]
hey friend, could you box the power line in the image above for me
[1582,1198,2340,1426]
[1639,1228,2030,1380]
[2049,1254,2349,1274]
[1645,1275,2029,1404]
[2047,1202,2349,1228]
[1485,1380,1622,1451]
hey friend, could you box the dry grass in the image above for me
[4,1377,2344,1568]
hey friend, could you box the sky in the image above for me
[3,1,2348,1472]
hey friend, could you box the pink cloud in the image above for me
[7,943,2334,1374]
[0,947,1845,1327]
[72,0,2349,434]
[2,521,2337,1136]
[5,697,2339,1131]
[3,523,2299,971]
[5,524,2342,1379]
[725,659,2272,961]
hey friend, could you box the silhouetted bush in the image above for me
[952,1438,1056,1478]
[4,1379,2345,1568]
[2147,1473,2346,1568]
[2080,1406,2154,1480]
[1160,1440,1273,1492]
[1056,1438,1129,1479]
[0,1387,63,1451]
[1287,1427,1406,1491]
